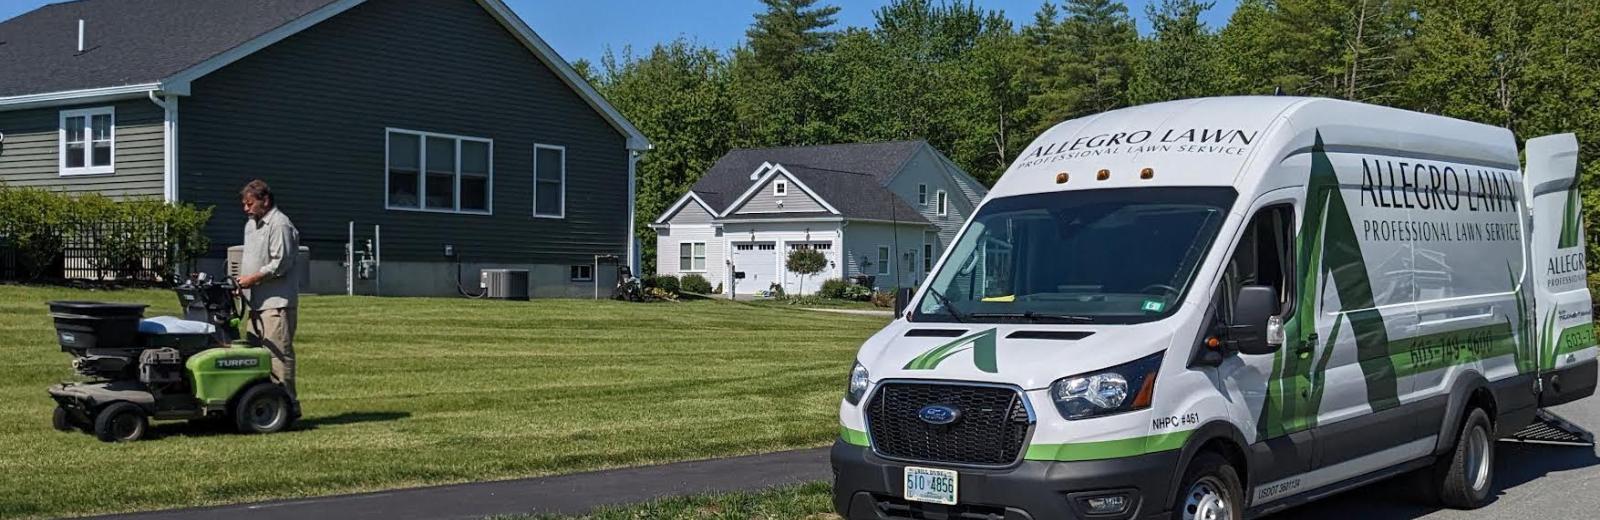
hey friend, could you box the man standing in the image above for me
[237,179,301,417]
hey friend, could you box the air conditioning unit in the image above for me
[480,269,529,300]
[226,245,311,290]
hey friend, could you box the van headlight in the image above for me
[846,361,870,405]
[1051,351,1163,420]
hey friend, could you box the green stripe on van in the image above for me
[840,427,870,447]
[1545,323,1597,370]
[1023,430,1191,462]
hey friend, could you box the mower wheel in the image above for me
[52,406,74,432]
[234,384,290,434]
[94,402,148,442]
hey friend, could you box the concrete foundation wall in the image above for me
[196,258,618,299]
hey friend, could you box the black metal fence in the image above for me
[1,220,188,284]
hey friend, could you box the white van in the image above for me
[831,97,1594,520]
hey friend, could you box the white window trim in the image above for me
[680,241,708,272]
[570,264,593,282]
[877,246,890,276]
[936,190,949,216]
[533,143,567,219]
[918,184,927,205]
[384,127,494,215]
[59,106,115,176]
[773,179,788,196]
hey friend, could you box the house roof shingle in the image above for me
[0,0,341,97]
[689,140,931,224]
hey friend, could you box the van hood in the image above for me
[858,319,1181,390]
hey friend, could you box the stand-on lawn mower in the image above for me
[47,274,294,442]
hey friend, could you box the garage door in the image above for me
[730,242,777,294]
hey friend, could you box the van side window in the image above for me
[1221,205,1294,321]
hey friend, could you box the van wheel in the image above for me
[1429,407,1496,509]
[52,406,74,432]
[234,384,290,434]
[1174,452,1243,520]
[94,402,147,442]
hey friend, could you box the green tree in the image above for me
[746,0,841,78]
[786,248,828,296]
[596,41,737,275]
[1213,0,1281,95]
[1060,0,1139,113]
[1127,0,1218,104]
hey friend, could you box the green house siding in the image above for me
[0,99,165,198]
[178,0,629,264]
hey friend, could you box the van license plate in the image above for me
[904,466,958,505]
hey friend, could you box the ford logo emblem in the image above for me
[918,405,960,425]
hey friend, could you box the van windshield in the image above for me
[915,187,1236,324]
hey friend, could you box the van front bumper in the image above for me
[831,440,1178,520]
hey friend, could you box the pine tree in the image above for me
[1127,0,1218,104]
[746,0,841,78]
[1056,0,1132,115]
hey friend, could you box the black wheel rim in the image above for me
[249,396,286,430]
[112,413,141,440]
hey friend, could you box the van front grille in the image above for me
[865,382,1031,466]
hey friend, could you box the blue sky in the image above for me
[0,1,1240,65]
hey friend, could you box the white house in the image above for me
[650,140,987,296]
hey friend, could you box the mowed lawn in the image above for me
[0,285,886,519]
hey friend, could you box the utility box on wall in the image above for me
[227,245,311,291]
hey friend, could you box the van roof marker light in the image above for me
[1141,168,1154,180]
[1055,172,1069,184]
[1097,169,1110,181]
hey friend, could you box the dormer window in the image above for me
[774,178,788,196]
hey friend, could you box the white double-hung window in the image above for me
[59,107,115,175]
[386,128,493,214]
[680,242,707,271]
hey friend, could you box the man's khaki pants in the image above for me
[246,308,298,401]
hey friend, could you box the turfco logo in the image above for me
[903,329,999,373]
[216,358,260,369]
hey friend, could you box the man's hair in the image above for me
[240,179,273,206]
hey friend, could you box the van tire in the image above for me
[1428,407,1495,509]
[1173,452,1244,520]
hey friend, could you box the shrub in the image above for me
[713,282,723,295]
[654,274,681,295]
[766,282,785,298]
[0,186,212,281]
[819,278,851,299]
[870,291,896,308]
[682,273,713,294]
[842,283,873,301]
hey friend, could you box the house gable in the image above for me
[655,192,717,226]
[724,164,836,216]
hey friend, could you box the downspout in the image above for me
[627,146,651,274]
[147,91,177,203]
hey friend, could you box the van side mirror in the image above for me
[894,287,914,317]
[1230,286,1282,355]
